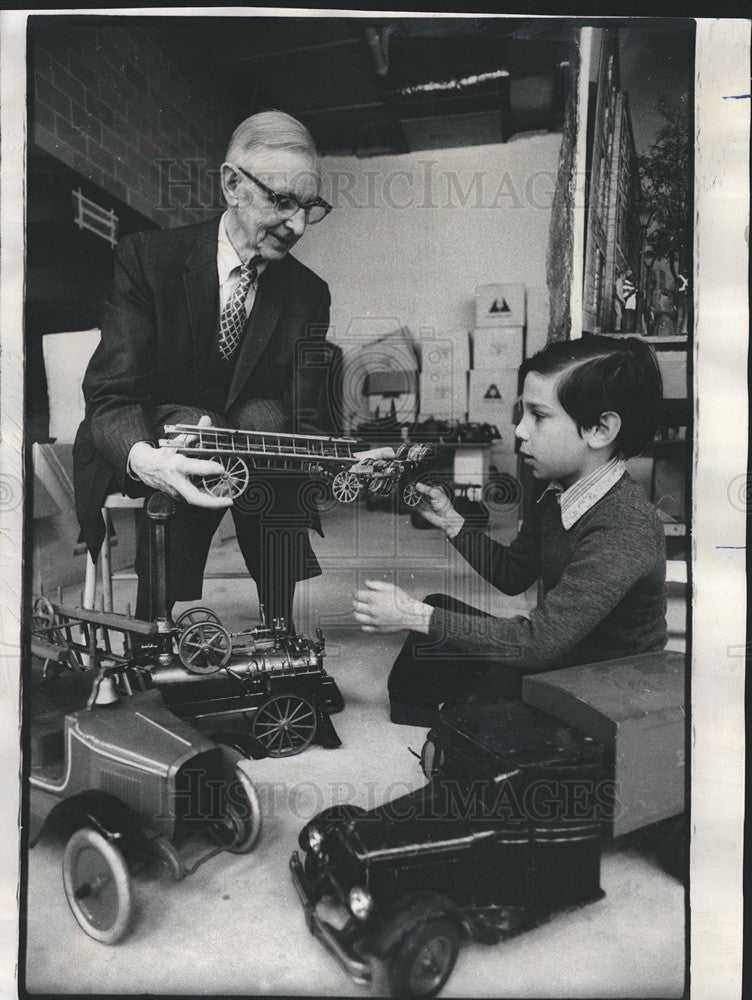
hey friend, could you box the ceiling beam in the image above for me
[229,36,361,63]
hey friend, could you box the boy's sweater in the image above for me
[427,474,667,674]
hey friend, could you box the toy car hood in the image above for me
[325,784,500,866]
[70,689,218,777]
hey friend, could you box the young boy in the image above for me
[353,335,668,726]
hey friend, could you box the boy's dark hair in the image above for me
[518,335,663,458]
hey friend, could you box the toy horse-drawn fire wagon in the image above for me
[159,423,444,509]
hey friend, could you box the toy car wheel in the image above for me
[174,606,221,629]
[200,455,250,500]
[208,764,262,855]
[401,481,422,508]
[178,621,232,674]
[387,918,461,998]
[62,827,132,945]
[332,470,361,503]
[252,694,317,756]
[298,803,367,852]
[31,595,55,632]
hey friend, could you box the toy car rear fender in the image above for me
[368,891,469,960]
[33,790,150,855]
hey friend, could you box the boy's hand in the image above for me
[414,482,465,537]
[353,580,432,634]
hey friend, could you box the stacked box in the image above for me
[467,369,519,426]
[419,334,470,421]
[475,283,527,329]
[470,285,527,477]
[471,327,525,370]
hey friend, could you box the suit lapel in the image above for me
[183,216,221,359]
[226,263,283,411]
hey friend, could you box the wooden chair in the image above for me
[42,329,143,612]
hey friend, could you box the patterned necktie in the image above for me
[217,258,259,362]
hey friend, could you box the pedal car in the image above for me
[290,650,685,997]
[29,627,261,945]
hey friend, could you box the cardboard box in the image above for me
[452,446,492,487]
[475,283,527,329]
[420,333,471,373]
[467,368,519,425]
[471,327,524,369]
[418,334,470,420]
[420,367,468,421]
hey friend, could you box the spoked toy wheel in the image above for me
[401,481,422,508]
[252,694,317,757]
[331,471,361,503]
[387,918,461,998]
[178,621,232,674]
[200,455,250,500]
[207,762,262,855]
[174,606,221,629]
[31,595,55,632]
[62,828,132,944]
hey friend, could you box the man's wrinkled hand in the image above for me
[131,415,232,508]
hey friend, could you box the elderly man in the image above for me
[74,111,333,628]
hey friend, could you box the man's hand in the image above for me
[353,579,432,634]
[414,482,465,537]
[129,415,233,508]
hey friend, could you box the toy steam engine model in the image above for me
[31,494,344,759]
[159,424,444,509]
[127,607,344,758]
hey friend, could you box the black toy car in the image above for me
[290,651,685,997]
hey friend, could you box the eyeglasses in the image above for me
[232,164,332,225]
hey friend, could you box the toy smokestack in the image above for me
[145,491,177,663]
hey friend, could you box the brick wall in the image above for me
[31,21,235,228]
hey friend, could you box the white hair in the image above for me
[225,110,319,165]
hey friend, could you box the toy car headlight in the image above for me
[348,886,373,921]
[421,738,444,779]
[308,825,324,854]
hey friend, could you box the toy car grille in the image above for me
[326,830,365,893]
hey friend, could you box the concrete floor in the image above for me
[25,502,686,996]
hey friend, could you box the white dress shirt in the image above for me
[127,213,266,477]
[217,211,267,316]
[537,456,627,530]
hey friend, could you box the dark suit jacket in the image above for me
[74,214,332,557]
